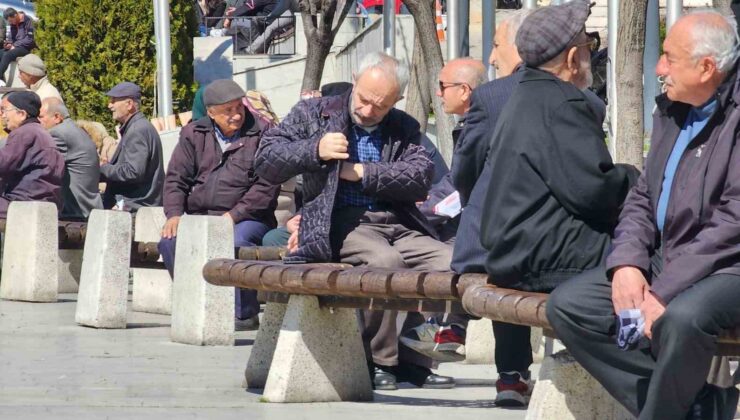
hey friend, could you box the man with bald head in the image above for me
[256,52,455,390]
[548,10,740,419]
[39,97,103,219]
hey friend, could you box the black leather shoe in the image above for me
[422,373,456,389]
[396,363,456,389]
[373,367,398,391]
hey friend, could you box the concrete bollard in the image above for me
[75,210,132,329]
[170,215,234,346]
[0,201,59,302]
[244,301,287,389]
[262,295,373,403]
[526,350,633,420]
[464,318,495,364]
[58,249,83,293]
[131,206,172,315]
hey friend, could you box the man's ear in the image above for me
[698,56,718,84]
[566,46,580,75]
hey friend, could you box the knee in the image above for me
[157,237,176,255]
[361,247,405,269]
[656,304,710,338]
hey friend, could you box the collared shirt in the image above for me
[335,124,384,208]
[656,98,718,232]
[214,124,240,151]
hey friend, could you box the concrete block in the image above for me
[0,201,59,302]
[244,302,287,389]
[133,206,166,242]
[464,318,495,365]
[262,295,373,403]
[58,249,83,293]
[75,210,132,329]
[132,268,172,315]
[526,350,633,420]
[170,215,235,346]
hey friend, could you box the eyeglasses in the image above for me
[438,81,468,93]
[0,106,19,114]
[573,37,599,53]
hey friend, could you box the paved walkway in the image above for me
[0,294,534,419]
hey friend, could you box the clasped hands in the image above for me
[318,132,363,182]
[611,266,666,339]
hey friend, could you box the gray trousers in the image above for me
[547,266,740,419]
[333,207,453,368]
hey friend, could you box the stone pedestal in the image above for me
[0,201,59,302]
[58,249,83,293]
[75,210,132,329]
[464,318,495,364]
[132,269,172,315]
[262,295,373,403]
[131,206,171,314]
[244,302,287,389]
[170,215,234,346]
[526,351,633,420]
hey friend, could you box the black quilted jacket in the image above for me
[255,90,437,262]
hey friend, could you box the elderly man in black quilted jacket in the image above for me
[255,52,455,391]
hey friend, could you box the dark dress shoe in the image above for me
[422,373,456,389]
[396,363,456,389]
[235,316,260,331]
[373,366,398,391]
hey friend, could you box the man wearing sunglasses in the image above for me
[100,82,164,212]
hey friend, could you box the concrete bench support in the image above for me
[464,318,495,364]
[0,201,59,302]
[244,301,287,389]
[170,215,234,346]
[131,206,171,315]
[75,210,132,329]
[58,249,83,293]
[526,350,633,420]
[262,295,373,403]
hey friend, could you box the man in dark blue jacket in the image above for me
[0,8,35,86]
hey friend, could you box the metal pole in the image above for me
[459,0,470,57]
[482,0,494,78]
[522,0,537,8]
[666,0,683,30]
[154,0,173,128]
[643,0,660,138]
[383,0,396,56]
[607,0,618,157]
[447,0,460,60]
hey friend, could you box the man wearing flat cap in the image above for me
[0,91,64,216]
[477,0,639,396]
[17,54,62,102]
[100,81,164,211]
[159,79,280,330]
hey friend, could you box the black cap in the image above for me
[5,91,41,118]
[105,82,142,101]
[516,0,592,68]
[203,79,245,107]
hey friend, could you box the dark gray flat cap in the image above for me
[516,0,592,68]
[105,82,142,100]
[203,79,245,107]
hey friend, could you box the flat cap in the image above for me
[105,82,142,100]
[17,54,46,77]
[516,0,592,68]
[203,79,245,107]
[6,91,41,118]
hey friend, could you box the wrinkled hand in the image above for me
[286,214,301,234]
[287,230,299,253]
[318,133,349,161]
[641,291,666,339]
[611,266,649,313]
[339,162,363,182]
[225,6,236,16]
[161,216,181,239]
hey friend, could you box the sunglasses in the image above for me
[438,81,469,93]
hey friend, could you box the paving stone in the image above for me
[75,210,132,329]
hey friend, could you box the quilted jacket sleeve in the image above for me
[360,140,434,203]
[255,100,324,184]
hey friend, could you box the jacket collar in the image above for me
[120,112,144,136]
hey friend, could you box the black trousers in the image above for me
[547,267,740,419]
[0,47,29,82]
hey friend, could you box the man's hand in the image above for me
[641,291,666,339]
[611,266,649,313]
[287,230,299,253]
[318,133,349,161]
[161,216,181,239]
[223,212,234,223]
[339,162,363,182]
[286,214,301,234]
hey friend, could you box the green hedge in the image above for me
[35,0,197,129]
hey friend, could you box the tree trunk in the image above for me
[615,0,648,168]
[299,0,353,91]
[714,0,733,15]
[404,0,456,165]
[405,24,432,134]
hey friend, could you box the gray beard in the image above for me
[349,95,379,132]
